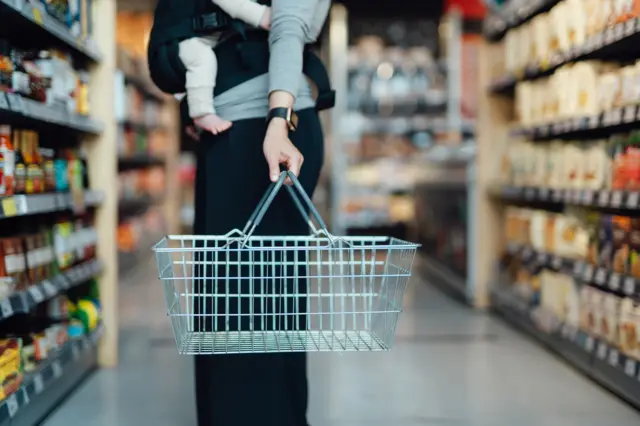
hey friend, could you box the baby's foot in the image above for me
[194,114,232,135]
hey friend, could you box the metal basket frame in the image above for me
[153,171,419,354]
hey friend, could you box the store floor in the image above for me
[44,257,640,426]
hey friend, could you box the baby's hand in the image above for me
[259,7,271,30]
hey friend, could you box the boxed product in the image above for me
[611,215,631,274]
[601,294,622,344]
[0,338,22,401]
[619,298,640,358]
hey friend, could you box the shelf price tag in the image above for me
[0,298,13,318]
[611,108,623,125]
[625,18,637,36]
[610,273,621,291]
[573,261,584,277]
[624,277,636,296]
[585,335,595,353]
[539,187,550,200]
[32,7,43,26]
[582,264,594,282]
[598,190,610,207]
[609,348,619,366]
[2,197,17,217]
[582,190,594,205]
[551,255,563,270]
[6,93,24,114]
[611,191,623,208]
[524,187,535,200]
[71,343,80,361]
[625,358,637,377]
[615,23,625,40]
[624,105,637,123]
[42,280,57,298]
[0,93,7,110]
[588,114,599,129]
[33,374,44,395]
[52,361,62,379]
[597,341,608,360]
[28,285,45,304]
[627,192,640,209]
[594,268,608,286]
[552,189,563,203]
[6,394,18,418]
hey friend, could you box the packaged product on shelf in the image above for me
[13,131,26,195]
[611,134,640,190]
[629,218,640,278]
[598,215,614,268]
[76,71,90,116]
[563,144,584,188]
[590,288,606,338]
[564,275,581,328]
[583,140,610,189]
[0,125,15,197]
[598,71,622,112]
[0,238,27,289]
[532,14,549,64]
[0,338,22,401]
[549,2,570,53]
[611,215,631,274]
[572,62,601,116]
[554,209,590,260]
[586,212,600,265]
[619,298,640,359]
[529,211,548,252]
[53,219,75,270]
[566,0,588,47]
[0,40,13,92]
[603,294,622,345]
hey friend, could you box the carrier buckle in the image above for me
[193,13,229,33]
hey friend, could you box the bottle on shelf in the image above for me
[0,125,16,197]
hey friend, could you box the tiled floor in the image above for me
[44,258,640,426]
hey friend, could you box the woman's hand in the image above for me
[263,117,303,183]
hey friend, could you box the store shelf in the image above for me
[0,190,104,219]
[0,324,103,426]
[419,255,469,304]
[492,288,640,409]
[511,103,640,141]
[0,0,101,63]
[504,243,640,300]
[489,18,640,93]
[491,185,640,211]
[118,154,165,171]
[0,93,103,134]
[0,259,103,321]
[483,0,560,41]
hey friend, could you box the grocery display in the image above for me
[328,8,475,238]
[0,0,117,424]
[479,0,640,410]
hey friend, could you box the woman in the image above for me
[189,1,331,425]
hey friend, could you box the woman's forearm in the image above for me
[268,0,319,98]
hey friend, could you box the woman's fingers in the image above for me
[185,125,200,141]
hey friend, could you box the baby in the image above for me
[178,0,271,134]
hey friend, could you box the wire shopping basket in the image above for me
[153,171,419,355]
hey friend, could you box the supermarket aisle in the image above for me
[44,257,640,426]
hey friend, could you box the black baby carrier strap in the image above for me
[147,0,335,111]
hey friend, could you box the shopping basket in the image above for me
[153,171,419,354]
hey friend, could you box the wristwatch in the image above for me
[266,107,298,132]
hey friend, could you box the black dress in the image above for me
[192,108,324,426]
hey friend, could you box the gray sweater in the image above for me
[214,0,330,121]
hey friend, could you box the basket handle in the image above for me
[242,171,332,240]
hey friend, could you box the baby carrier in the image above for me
[147,0,335,111]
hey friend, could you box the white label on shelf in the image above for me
[71,343,80,361]
[552,189,563,202]
[585,336,595,353]
[598,191,610,206]
[551,256,563,270]
[624,105,637,123]
[6,393,18,418]
[5,254,26,274]
[524,187,535,199]
[609,348,619,366]
[537,252,548,264]
[595,268,607,286]
[33,374,44,395]
[625,358,636,377]
[605,28,615,45]
[594,33,604,49]
[0,93,7,110]
[611,191,623,207]
[28,285,45,304]
[0,298,12,318]
[573,261,584,276]
[582,264,594,281]
[610,273,621,291]
[42,279,56,297]
[588,114,599,129]
[22,388,29,406]
[52,361,62,379]
[624,277,636,295]
[628,192,640,209]
[6,93,24,113]
[597,341,608,360]
[615,23,625,40]
[539,187,550,200]
[626,18,636,36]
[582,190,594,205]
[611,108,622,125]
